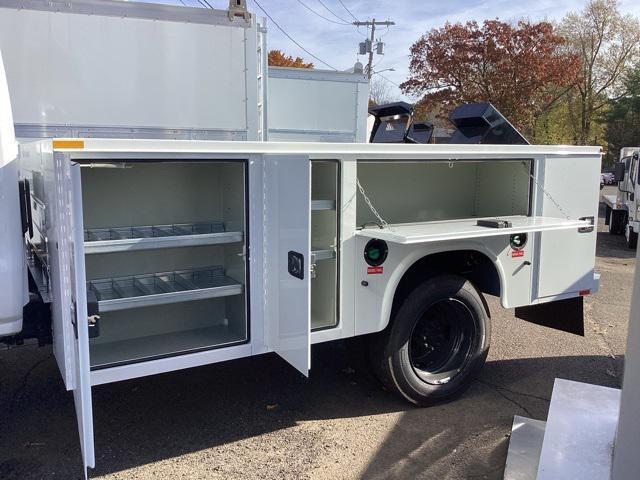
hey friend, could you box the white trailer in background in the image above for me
[268,67,368,143]
[602,147,640,247]
[0,0,368,143]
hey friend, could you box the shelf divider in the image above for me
[84,222,243,254]
[88,266,243,312]
[311,248,336,261]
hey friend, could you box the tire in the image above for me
[369,274,491,406]
[609,210,624,235]
[628,228,638,249]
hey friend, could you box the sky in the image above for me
[137,0,640,99]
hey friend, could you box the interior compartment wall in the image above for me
[81,163,244,228]
[311,260,337,329]
[85,245,236,281]
[89,298,229,346]
[356,160,530,226]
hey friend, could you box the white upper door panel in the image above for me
[356,216,589,245]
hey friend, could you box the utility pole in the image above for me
[353,19,395,79]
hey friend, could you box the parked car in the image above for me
[602,172,616,185]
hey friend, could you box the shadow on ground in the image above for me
[0,341,622,480]
[0,195,629,480]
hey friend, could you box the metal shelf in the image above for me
[312,248,336,261]
[88,266,243,312]
[84,222,243,254]
[311,199,336,211]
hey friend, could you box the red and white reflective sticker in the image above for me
[511,249,524,258]
[367,266,384,274]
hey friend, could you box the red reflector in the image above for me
[579,289,590,296]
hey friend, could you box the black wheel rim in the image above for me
[409,298,478,385]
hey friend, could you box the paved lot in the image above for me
[0,186,634,480]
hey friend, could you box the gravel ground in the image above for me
[0,186,633,480]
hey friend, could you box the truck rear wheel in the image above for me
[628,228,638,248]
[609,210,624,235]
[370,274,490,406]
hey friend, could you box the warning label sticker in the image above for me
[367,266,384,274]
[511,250,525,258]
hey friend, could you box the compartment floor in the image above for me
[90,325,245,368]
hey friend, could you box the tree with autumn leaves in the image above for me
[268,50,313,69]
[400,20,580,139]
[401,0,640,150]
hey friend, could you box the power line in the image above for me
[374,72,401,89]
[252,0,338,70]
[295,0,350,25]
[315,0,351,24]
[354,19,395,79]
[336,0,359,22]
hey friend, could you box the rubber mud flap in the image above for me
[515,296,584,336]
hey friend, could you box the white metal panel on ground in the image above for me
[503,416,546,480]
[263,154,311,375]
[0,3,253,134]
[356,216,588,245]
[268,67,368,143]
[536,379,620,480]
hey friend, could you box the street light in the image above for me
[373,68,395,74]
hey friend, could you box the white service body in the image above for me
[14,137,601,472]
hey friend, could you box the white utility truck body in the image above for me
[0,1,603,476]
[603,147,640,247]
[13,137,601,473]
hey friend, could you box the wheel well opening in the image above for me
[391,250,500,321]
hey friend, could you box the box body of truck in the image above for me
[0,0,368,144]
[15,137,601,472]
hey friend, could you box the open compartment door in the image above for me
[69,164,95,475]
[263,154,311,375]
[355,216,591,245]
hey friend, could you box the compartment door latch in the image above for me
[87,290,101,339]
[288,251,305,280]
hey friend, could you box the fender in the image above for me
[374,239,508,334]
